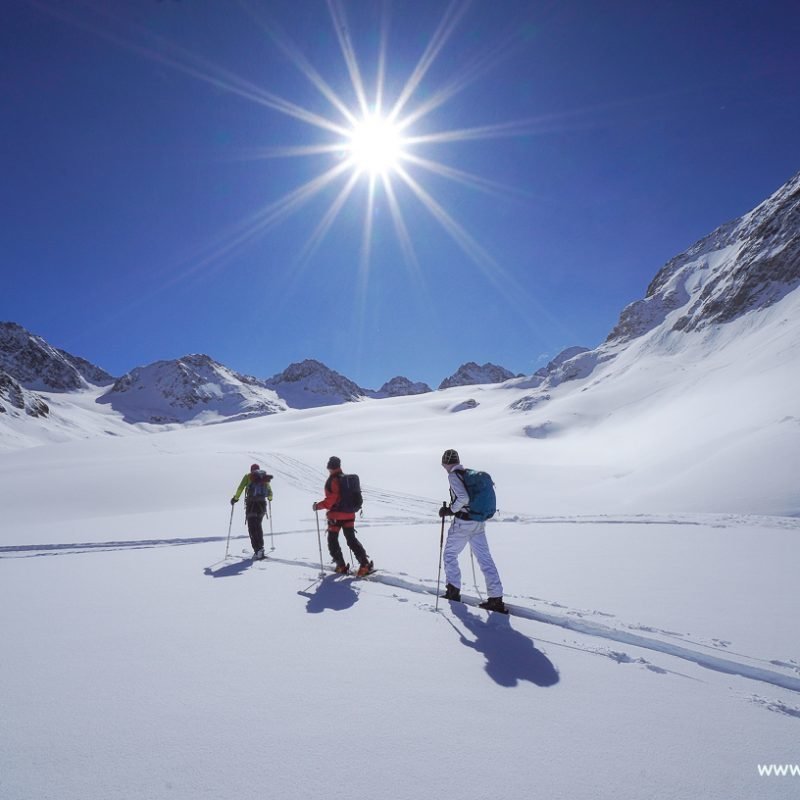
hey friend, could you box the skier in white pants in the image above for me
[439,449,507,613]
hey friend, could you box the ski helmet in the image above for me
[441,449,460,465]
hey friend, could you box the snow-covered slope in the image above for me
[493,173,800,515]
[99,354,286,424]
[1,409,797,800]
[264,359,367,408]
[438,361,517,389]
[0,321,114,390]
[535,345,591,377]
[4,175,799,800]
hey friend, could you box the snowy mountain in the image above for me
[0,321,114,391]
[2,176,800,800]
[502,346,591,393]
[264,359,367,408]
[98,354,286,424]
[438,361,517,389]
[533,172,800,391]
[369,375,432,398]
[608,171,800,344]
[534,346,591,377]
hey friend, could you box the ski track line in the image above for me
[225,452,800,530]
[261,555,800,695]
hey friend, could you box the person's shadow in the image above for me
[298,574,359,613]
[203,558,252,579]
[448,602,560,687]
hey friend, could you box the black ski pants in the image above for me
[245,499,267,552]
[327,516,368,567]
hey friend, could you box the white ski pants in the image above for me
[443,518,503,598]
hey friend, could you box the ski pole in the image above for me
[268,499,274,551]
[435,502,447,611]
[314,508,325,577]
[470,549,483,601]
[225,505,234,558]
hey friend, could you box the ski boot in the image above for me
[443,583,461,602]
[356,560,374,577]
[479,596,508,614]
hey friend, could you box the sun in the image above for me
[347,114,404,176]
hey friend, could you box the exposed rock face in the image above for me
[0,370,49,417]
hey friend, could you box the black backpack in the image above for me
[335,473,363,514]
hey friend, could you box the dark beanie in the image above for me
[441,449,460,465]
[327,456,341,469]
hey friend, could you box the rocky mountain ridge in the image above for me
[438,362,519,390]
[608,171,800,344]
[0,324,521,429]
[0,322,114,392]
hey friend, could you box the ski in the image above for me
[440,594,509,614]
[479,604,509,615]
[350,566,378,579]
[241,548,268,561]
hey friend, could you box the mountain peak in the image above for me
[371,376,432,398]
[608,172,800,344]
[99,354,285,424]
[265,360,366,408]
[438,362,517,390]
[0,321,114,391]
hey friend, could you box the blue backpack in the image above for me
[246,470,272,500]
[456,469,497,521]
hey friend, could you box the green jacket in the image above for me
[233,473,273,502]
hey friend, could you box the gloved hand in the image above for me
[230,497,238,506]
[439,505,453,518]
[312,502,318,511]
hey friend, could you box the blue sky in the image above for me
[2,0,799,389]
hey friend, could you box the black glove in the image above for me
[439,505,453,518]
[230,497,238,506]
[312,502,318,511]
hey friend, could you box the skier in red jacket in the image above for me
[313,456,373,576]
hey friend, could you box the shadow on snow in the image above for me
[297,573,359,613]
[203,557,253,579]
[445,601,560,688]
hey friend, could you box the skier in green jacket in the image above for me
[231,463,273,560]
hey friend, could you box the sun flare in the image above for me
[347,114,404,176]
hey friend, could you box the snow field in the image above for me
[2,425,799,799]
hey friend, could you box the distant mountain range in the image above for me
[2,170,798,446]
[0,322,526,425]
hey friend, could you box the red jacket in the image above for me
[316,470,355,521]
